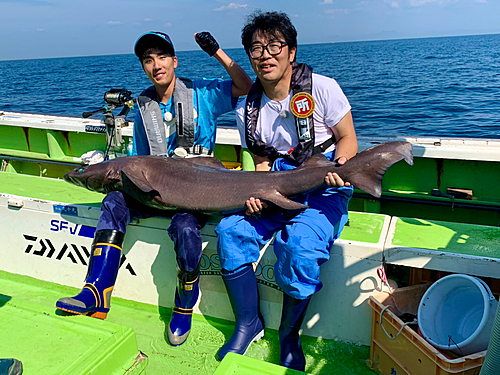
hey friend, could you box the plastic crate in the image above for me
[368,284,486,375]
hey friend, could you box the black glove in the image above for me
[195,32,220,56]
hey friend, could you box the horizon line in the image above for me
[1,31,499,63]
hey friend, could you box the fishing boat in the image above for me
[1,107,499,375]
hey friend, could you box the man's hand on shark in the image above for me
[325,156,351,187]
[245,197,268,217]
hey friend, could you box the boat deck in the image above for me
[2,115,500,374]
[0,270,377,375]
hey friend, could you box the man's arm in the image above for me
[331,111,358,163]
[253,155,272,171]
[325,110,358,187]
[195,32,253,97]
[240,154,270,215]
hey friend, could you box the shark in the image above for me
[63,141,413,214]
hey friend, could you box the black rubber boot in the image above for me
[279,293,311,371]
[217,265,265,361]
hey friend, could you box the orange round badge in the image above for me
[290,92,315,118]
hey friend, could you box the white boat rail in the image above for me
[2,110,500,162]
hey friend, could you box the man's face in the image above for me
[142,51,178,89]
[249,30,296,86]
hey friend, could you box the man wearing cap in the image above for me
[56,31,253,347]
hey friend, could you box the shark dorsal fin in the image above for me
[297,153,333,169]
[181,157,227,169]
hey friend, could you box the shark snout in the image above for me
[63,170,88,189]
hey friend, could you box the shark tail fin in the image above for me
[338,141,413,198]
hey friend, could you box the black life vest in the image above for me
[244,62,335,165]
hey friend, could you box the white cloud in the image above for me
[409,0,439,6]
[391,1,399,7]
[319,0,334,4]
[144,18,153,22]
[107,21,121,25]
[36,28,44,31]
[475,0,487,3]
[164,22,173,28]
[214,3,247,11]
[325,8,348,14]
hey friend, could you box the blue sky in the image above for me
[1,0,499,60]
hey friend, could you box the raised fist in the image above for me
[195,32,220,56]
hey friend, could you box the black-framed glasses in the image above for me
[248,41,288,59]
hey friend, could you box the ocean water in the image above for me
[1,33,499,139]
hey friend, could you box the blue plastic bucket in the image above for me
[417,274,498,356]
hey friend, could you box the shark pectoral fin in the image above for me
[153,195,168,206]
[121,169,156,193]
[255,190,308,211]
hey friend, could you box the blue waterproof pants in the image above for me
[97,191,206,271]
[216,155,353,300]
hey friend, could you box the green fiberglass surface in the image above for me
[0,271,377,375]
[339,211,387,244]
[0,274,146,375]
[391,217,500,259]
[214,353,306,375]
[0,172,103,206]
[0,126,107,163]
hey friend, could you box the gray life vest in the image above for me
[137,78,209,157]
[244,62,336,165]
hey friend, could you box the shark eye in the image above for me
[78,168,84,174]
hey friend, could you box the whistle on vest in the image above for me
[172,147,188,158]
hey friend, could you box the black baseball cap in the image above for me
[134,31,175,59]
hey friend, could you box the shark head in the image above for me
[64,162,121,193]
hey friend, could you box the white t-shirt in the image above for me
[236,73,351,155]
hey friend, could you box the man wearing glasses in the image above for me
[215,11,358,371]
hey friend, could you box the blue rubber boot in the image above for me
[217,265,265,361]
[0,359,23,375]
[279,294,311,371]
[167,266,200,346]
[56,229,124,319]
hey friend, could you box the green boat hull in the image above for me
[1,111,499,375]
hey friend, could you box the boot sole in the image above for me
[218,328,265,361]
[241,329,265,356]
[56,306,108,320]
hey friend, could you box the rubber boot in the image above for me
[56,229,124,319]
[217,265,265,361]
[0,359,23,375]
[279,294,311,371]
[167,265,200,346]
